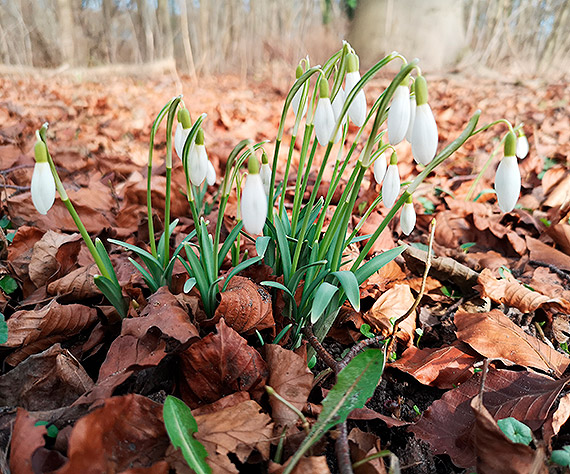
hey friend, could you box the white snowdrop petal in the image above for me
[382,164,400,208]
[405,96,416,143]
[314,98,336,146]
[345,71,367,127]
[387,85,410,145]
[174,124,190,160]
[400,202,416,235]
[331,88,345,143]
[260,163,272,196]
[241,174,268,235]
[188,144,208,186]
[373,152,387,184]
[206,160,216,186]
[516,135,529,159]
[411,103,438,165]
[291,87,307,119]
[31,162,56,215]
[494,155,521,213]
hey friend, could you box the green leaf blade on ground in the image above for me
[0,313,7,344]
[283,349,385,474]
[163,395,211,474]
[497,417,532,445]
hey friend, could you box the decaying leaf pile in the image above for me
[0,71,569,473]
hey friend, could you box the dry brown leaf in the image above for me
[119,462,169,474]
[390,343,480,389]
[56,394,168,473]
[547,223,570,256]
[364,284,416,346]
[455,310,570,376]
[179,319,268,407]
[348,427,386,474]
[2,301,97,366]
[0,344,93,410]
[269,456,331,474]
[543,392,570,446]
[544,174,570,208]
[526,236,570,272]
[477,268,570,313]
[411,368,569,468]
[9,408,46,474]
[195,400,273,467]
[215,276,274,334]
[470,395,547,474]
[265,344,314,428]
[47,264,101,300]
[28,231,81,288]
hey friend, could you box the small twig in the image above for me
[0,184,30,191]
[0,164,33,175]
[477,359,490,408]
[529,260,570,284]
[352,450,393,470]
[336,421,353,474]
[301,325,339,372]
[338,333,386,371]
[441,296,465,320]
[386,218,437,357]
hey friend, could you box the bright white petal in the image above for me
[260,163,272,196]
[241,174,268,235]
[331,88,345,143]
[405,96,416,143]
[411,104,438,165]
[314,98,336,146]
[345,71,367,127]
[174,124,191,160]
[291,87,307,119]
[382,164,400,208]
[188,144,208,186]
[494,155,521,213]
[516,135,529,159]
[373,152,387,184]
[31,162,56,215]
[387,85,410,145]
[206,160,216,186]
[400,202,416,235]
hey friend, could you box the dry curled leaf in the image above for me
[47,264,101,300]
[270,456,331,474]
[526,236,570,272]
[348,427,386,474]
[179,319,268,407]
[455,310,570,377]
[265,344,313,428]
[215,276,275,334]
[10,408,46,474]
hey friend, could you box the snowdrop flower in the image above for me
[241,157,268,235]
[382,152,400,208]
[344,53,367,127]
[495,131,521,213]
[314,77,336,146]
[206,160,216,186]
[175,107,192,160]
[400,196,416,236]
[291,65,308,119]
[516,131,529,159]
[260,152,272,196]
[331,87,346,143]
[411,76,438,165]
[387,78,410,145]
[405,83,416,143]
[31,138,56,215]
[187,129,208,186]
[373,151,387,184]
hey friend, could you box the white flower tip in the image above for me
[241,174,268,235]
[31,162,55,215]
[400,202,416,235]
[516,135,529,159]
[387,86,410,145]
[411,103,438,165]
[495,155,521,213]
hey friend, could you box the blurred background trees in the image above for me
[0,0,568,75]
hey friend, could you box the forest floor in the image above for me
[0,69,569,473]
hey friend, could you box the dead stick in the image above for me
[301,325,339,373]
[336,421,353,474]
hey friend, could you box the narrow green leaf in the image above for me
[94,275,127,318]
[157,219,180,262]
[255,235,271,258]
[331,271,360,311]
[497,417,532,445]
[128,258,160,292]
[311,282,338,324]
[222,256,262,291]
[163,396,211,474]
[273,324,292,344]
[354,246,405,286]
[184,277,197,294]
[183,245,210,300]
[273,212,292,282]
[283,349,385,474]
[0,313,8,344]
[218,222,243,270]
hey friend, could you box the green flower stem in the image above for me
[290,125,316,233]
[350,110,482,272]
[277,134,297,216]
[472,118,514,136]
[163,167,172,266]
[347,194,383,245]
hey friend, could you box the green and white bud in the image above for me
[314,77,336,146]
[400,195,416,235]
[516,130,529,159]
[260,151,272,196]
[175,107,192,160]
[382,152,400,208]
[494,131,520,213]
[291,64,308,119]
[31,138,56,215]
[241,157,267,235]
[344,53,367,127]
[187,128,208,186]
[411,76,438,165]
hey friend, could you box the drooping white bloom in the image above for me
[188,144,208,186]
[241,159,268,235]
[345,71,367,127]
[314,77,336,146]
[516,134,529,159]
[373,152,387,184]
[387,85,410,145]
[331,88,345,143]
[206,160,216,186]
[382,153,400,208]
[31,161,56,215]
[260,162,272,196]
[495,155,520,213]
[174,123,191,160]
[400,199,416,235]
[411,104,438,165]
[411,76,438,165]
[405,94,416,143]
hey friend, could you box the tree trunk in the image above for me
[56,0,75,66]
[157,0,174,59]
[178,0,197,78]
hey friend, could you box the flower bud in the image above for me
[344,53,367,127]
[260,151,272,196]
[411,76,438,165]
[494,132,520,213]
[516,131,529,159]
[206,160,216,186]
[241,157,268,235]
[400,195,416,235]
[314,77,336,146]
[373,152,387,184]
[405,82,416,143]
[31,140,56,215]
[387,84,410,145]
[382,152,400,208]
[187,129,208,186]
[291,64,308,119]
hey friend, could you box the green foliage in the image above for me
[497,417,533,445]
[283,349,385,474]
[0,313,8,344]
[551,446,570,467]
[163,396,211,474]
[35,421,58,438]
[0,275,17,295]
